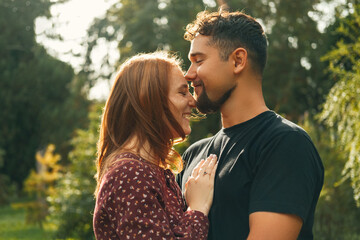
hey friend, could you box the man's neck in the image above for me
[220,78,268,128]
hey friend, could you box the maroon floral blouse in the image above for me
[93,152,209,240]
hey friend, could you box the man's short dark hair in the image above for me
[185,10,268,74]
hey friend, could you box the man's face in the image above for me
[185,35,236,114]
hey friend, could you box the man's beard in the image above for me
[196,85,235,114]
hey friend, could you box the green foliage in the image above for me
[87,0,333,120]
[0,174,18,205]
[84,0,335,150]
[0,0,90,187]
[85,0,210,79]
[0,203,53,240]
[47,104,102,240]
[301,116,360,239]
[12,144,62,228]
[0,148,18,204]
[29,1,359,238]
[224,0,332,119]
[318,3,360,206]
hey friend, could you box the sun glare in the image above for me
[35,0,117,99]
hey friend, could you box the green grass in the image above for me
[0,203,53,240]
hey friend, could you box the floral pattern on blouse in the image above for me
[93,152,209,240]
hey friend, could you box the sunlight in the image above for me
[35,0,116,71]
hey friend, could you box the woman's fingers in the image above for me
[210,156,218,181]
[208,154,217,175]
[191,159,204,178]
[190,154,218,179]
[185,154,218,216]
[201,154,217,177]
[200,155,211,172]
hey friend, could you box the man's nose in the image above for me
[184,64,196,82]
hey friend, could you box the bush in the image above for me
[0,148,18,205]
[301,115,360,239]
[47,103,102,240]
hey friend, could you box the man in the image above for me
[178,10,324,240]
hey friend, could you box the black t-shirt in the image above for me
[178,111,324,240]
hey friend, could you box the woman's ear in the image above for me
[231,48,247,74]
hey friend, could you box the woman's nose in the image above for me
[188,94,196,108]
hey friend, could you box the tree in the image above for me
[219,0,331,119]
[84,0,334,144]
[301,116,360,239]
[0,0,90,188]
[47,103,101,240]
[84,0,212,76]
[318,2,360,206]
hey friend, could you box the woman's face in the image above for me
[168,66,196,137]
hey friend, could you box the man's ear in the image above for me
[231,48,247,74]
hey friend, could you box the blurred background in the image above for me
[0,0,359,239]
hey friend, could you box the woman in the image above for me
[93,52,217,239]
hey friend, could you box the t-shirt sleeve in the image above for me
[249,131,323,222]
[94,160,209,240]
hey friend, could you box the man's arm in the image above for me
[248,212,303,240]
[248,131,323,239]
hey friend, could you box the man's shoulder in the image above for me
[267,112,310,139]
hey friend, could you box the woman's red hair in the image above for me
[95,52,186,196]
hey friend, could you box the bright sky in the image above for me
[35,0,347,100]
[35,0,117,100]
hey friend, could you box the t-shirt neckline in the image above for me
[222,110,274,133]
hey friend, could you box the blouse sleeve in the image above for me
[94,160,209,240]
